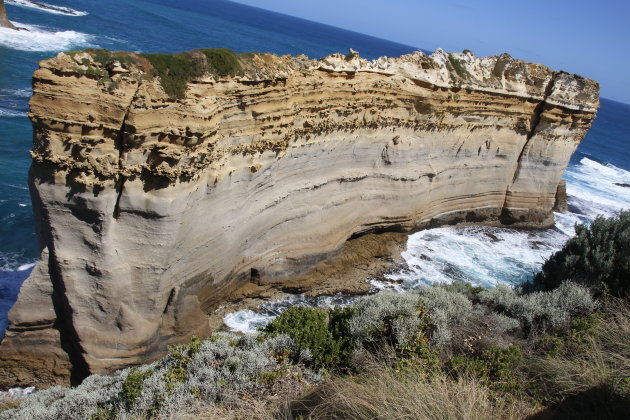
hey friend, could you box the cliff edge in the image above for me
[0,47,599,387]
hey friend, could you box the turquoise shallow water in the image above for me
[0,0,629,334]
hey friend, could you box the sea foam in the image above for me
[224,293,355,333]
[0,107,26,117]
[223,156,630,333]
[6,0,87,16]
[0,22,93,52]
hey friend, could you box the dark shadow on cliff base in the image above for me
[41,247,91,385]
[527,385,630,420]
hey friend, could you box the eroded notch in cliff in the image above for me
[509,75,557,185]
[113,85,141,219]
[500,75,557,224]
[113,113,127,219]
[528,77,556,139]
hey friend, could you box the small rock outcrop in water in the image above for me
[0,48,599,387]
[0,0,16,29]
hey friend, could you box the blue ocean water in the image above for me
[0,0,628,334]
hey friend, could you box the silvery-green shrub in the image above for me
[416,286,473,345]
[348,292,427,346]
[479,281,597,331]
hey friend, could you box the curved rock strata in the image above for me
[0,48,598,387]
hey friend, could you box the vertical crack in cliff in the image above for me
[113,84,141,219]
[500,74,557,223]
[512,75,557,183]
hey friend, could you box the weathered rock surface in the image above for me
[0,0,16,29]
[0,48,598,387]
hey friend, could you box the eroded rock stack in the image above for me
[0,0,16,29]
[0,48,598,387]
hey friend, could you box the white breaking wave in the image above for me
[0,386,36,398]
[0,22,93,51]
[17,262,35,271]
[388,157,630,290]
[564,157,630,218]
[224,310,275,334]
[0,88,32,98]
[223,157,630,332]
[224,293,356,334]
[0,107,25,117]
[384,223,569,289]
[6,0,87,16]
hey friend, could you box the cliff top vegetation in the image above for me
[67,48,249,99]
[2,212,629,419]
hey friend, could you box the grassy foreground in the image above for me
[2,213,629,419]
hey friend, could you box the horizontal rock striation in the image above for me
[0,48,598,387]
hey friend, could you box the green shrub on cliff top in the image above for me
[479,281,597,333]
[121,367,153,410]
[534,210,630,297]
[200,48,243,76]
[262,306,350,370]
[142,48,244,99]
[347,292,431,348]
[142,52,205,99]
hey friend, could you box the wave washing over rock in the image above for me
[0,21,93,51]
[226,155,630,333]
[6,0,87,17]
[0,47,598,388]
[0,0,90,49]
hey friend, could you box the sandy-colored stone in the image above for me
[0,48,599,387]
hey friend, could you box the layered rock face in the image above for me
[0,48,598,387]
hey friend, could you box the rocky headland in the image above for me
[0,0,16,29]
[0,47,598,388]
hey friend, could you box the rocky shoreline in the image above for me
[0,0,16,29]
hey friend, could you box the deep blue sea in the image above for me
[0,0,629,334]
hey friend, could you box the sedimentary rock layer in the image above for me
[0,48,598,387]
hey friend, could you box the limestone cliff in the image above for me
[0,48,598,387]
[0,0,16,29]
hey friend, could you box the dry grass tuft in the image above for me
[528,299,630,396]
[283,364,536,420]
[0,398,21,413]
[526,299,630,418]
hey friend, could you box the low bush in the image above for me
[142,52,205,99]
[2,268,618,419]
[200,48,243,77]
[120,367,153,410]
[262,306,347,370]
[447,344,525,393]
[534,210,630,297]
[479,281,597,333]
[347,292,431,347]
[416,285,473,345]
[528,299,630,400]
